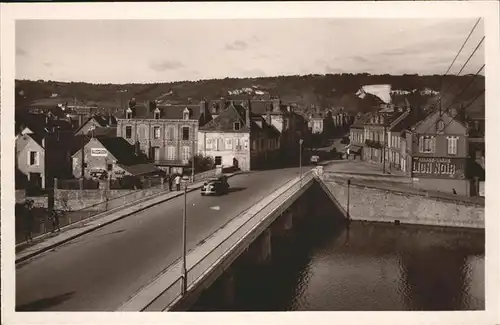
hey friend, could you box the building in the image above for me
[404,108,472,195]
[71,137,161,180]
[116,100,212,174]
[208,96,308,167]
[198,100,281,171]
[16,132,47,189]
[307,105,325,134]
[74,114,117,136]
[15,112,78,189]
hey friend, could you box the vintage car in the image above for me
[310,155,320,165]
[201,176,230,196]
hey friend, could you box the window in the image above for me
[436,120,445,133]
[125,126,132,139]
[154,109,160,120]
[252,140,257,150]
[28,151,39,166]
[235,138,242,150]
[447,136,458,155]
[167,126,175,141]
[182,127,190,141]
[183,110,190,120]
[419,136,436,153]
[233,122,241,131]
[167,146,176,160]
[153,126,161,139]
[181,146,190,161]
[126,108,132,119]
[225,138,233,150]
[206,138,213,150]
[107,164,113,171]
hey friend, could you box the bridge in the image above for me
[15,164,483,311]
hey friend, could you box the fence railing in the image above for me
[16,169,220,246]
[120,170,316,311]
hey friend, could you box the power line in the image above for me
[420,63,484,135]
[439,88,485,134]
[428,18,482,114]
[435,35,484,115]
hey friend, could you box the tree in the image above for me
[188,154,216,173]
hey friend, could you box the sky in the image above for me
[15,18,485,84]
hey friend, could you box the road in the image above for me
[16,167,310,311]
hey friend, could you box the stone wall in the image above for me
[322,180,484,229]
[55,186,167,211]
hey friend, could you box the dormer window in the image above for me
[126,108,132,119]
[234,122,241,131]
[183,107,190,120]
[436,119,445,133]
[154,108,160,120]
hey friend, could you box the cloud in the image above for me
[225,40,248,51]
[148,59,184,72]
[16,47,28,56]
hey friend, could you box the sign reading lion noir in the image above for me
[411,157,465,178]
[91,148,108,157]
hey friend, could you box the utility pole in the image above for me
[191,139,195,182]
[382,126,386,174]
[181,181,188,295]
[299,138,304,186]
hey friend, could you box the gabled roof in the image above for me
[16,133,45,152]
[250,114,281,138]
[200,102,250,133]
[98,137,150,165]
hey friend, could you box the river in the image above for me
[191,216,484,311]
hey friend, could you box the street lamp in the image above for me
[181,176,189,295]
[299,138,304,186]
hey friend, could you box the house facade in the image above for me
[16,133,46,189]
[198,101,281,171]
[405,109,471,195]
[71,137,160,179]
[116,100,212,174]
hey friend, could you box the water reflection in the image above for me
[191,218,484,311]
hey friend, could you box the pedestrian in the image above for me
[452,188,457,195]
[24,200,34,243]
[168,174,173,191]
[175,174,181,191]
[50,209,60,233]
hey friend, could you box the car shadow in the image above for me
[16,291,76,311]
[226,187,246,194]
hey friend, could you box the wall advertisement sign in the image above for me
[411,156,465,178]
[91,148,108,157]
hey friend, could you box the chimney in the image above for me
[219,97,226,113]
[199,99,208,125]
[272,96,281,112]
[78,114,83,127]
[245,102,251,128]
[266,110,271,125]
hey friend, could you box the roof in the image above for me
[117,163,161,177]
[200,102,250,133]
[86,127,117,138]
[98,137,150,165]
[117,103,200,120]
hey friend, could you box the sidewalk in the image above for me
[15,172,241,264]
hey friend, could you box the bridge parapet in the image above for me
[118,169,317,312]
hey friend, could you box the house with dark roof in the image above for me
[15,112,83,189]
[74,114,117,136]
[115,100,213,174]
[71,137,161,179]
[198,100,281,171]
